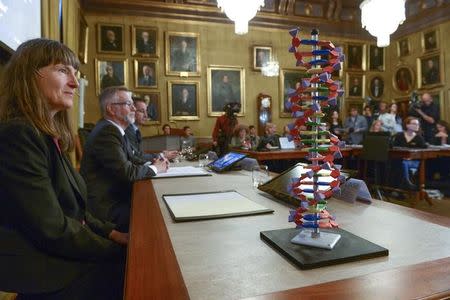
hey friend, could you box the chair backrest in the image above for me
[361,132,391,162]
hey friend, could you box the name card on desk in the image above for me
[335,179,372,203]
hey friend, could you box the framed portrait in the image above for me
[184,0,217,5]
[260,0,277,12]
[253,46,272,70]
[397,38,410,57]
[167,80,200,120]
[131,25,158,57]
[346,72,365,99]
[207,65,245,117]
[165,32,200,76]
[97,23,124,54]
[134,59,158,89]
[321,44,343,78]
[368,45,384,71]
[279,68,307,118]
[368,75,384,99]
[346,43,366,71]
[132,91,161,125]
[417,53,443,89]
[393,66,414,94]
[95,58,128,95]
[78,12,89,64]
[422,28,439,52]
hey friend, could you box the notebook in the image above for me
[279,137,296,150]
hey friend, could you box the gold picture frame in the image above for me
[368,45,385,71]
[279,68,308,118]
[421,28,439,53]
[95,58,128,95]
[346,72,366,100]
[131,25,158,57]
[393,65,415,94]
[133,59,158,89]
[207,65,246,117]
[165,31,200,76]
[131,91,161,125]
[368,74,384,99]
[417,52,444,89]
[97,23,125,54]
[253,46,272,71]
[78,11,89,64]
[167,80,200,121]
[346,43,366,71]
[397,37,410,57]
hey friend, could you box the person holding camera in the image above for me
[212,102,240,157]
[408,92,439,143]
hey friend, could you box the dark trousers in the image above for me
[17,259,125,300]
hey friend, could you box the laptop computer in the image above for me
[279,137,296,150]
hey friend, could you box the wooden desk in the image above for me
[353,147,450,206]
[125,166,450,299]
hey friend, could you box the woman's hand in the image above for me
[109,229,129,245]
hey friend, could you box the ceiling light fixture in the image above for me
[217,0,265,35]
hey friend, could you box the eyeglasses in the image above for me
[136,109,146,114]
[111,100,134,107]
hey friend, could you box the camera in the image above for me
[224,102,241,114]
[409,90,421,109]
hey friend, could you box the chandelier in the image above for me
[261,60,280,77]
[217,0,265,35]
[360,0,406,47]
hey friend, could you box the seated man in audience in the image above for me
[80,86,168,232]
[180,126,196,150]
[343,107,368,144]
[125,96,178,162]
[257,123,280,150]
[248,125,260,150]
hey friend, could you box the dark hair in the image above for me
[403,116,419,130]
[437,120,449,132]
[183,126,190,131]
[162,124,171,130]
[0,38,80,152]
[249,125,255,130]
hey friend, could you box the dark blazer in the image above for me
[125,125,158,162]
[0,120,123,294]
[80,119,155,224]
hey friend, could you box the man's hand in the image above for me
[109,230,129,246]
[163,150,178,160]
[153,158,169,173]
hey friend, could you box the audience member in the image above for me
[343,107,368,144]
[363,106,373,128]
[80,86,168,232]
[369,120,383,133]
[408,92,440,143]
[248,125,260,150]
[329,110,343,138]
[162,123,171,135]
[432,121,449,145]
[392,117,427,190]
[180,126,196,150]
[125,97,178,162]
[257,123,280,150]
[378,105,396,134]
[429,121,450,180]
[373,101,388,120]
[229,124,251,149]
[0,38,126,299]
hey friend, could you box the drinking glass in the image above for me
[252,165,269,188]
[198,153,209,168]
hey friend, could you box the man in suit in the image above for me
[370,77,384,98]
[171,39,195,71]
[344,107,368,144]
[125,96,178,162]
[80,86,168,232]
[172,87,195,116]
[102,29,121,52]
[138,64,155,86]
[257,123,280,150]
[349,77,362,96]
[136,30,155,54]
[100,64,123,90]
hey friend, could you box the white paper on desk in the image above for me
[163,191,273,221]
[335,178,372,203]
[154,166,209,178]
[279,137,296,149]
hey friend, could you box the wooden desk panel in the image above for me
[125,168,450,299]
